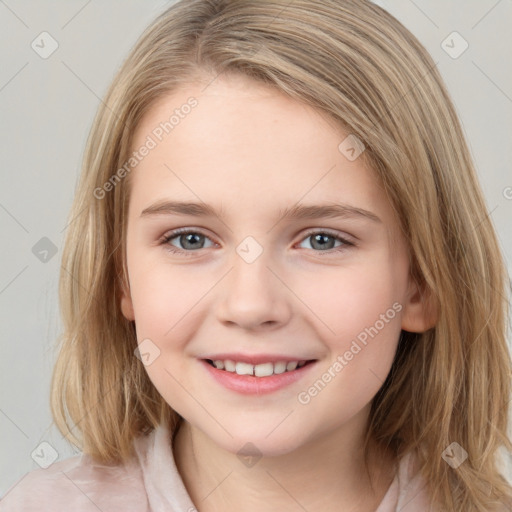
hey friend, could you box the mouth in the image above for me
[203,358,317,377]
[199,354,319,394]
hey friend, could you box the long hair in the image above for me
[51,1,512,509]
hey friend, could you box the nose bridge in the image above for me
[216,235,291,329]
[229,235,277,300]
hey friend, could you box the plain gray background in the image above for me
[1,0,511,497]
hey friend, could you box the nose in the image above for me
[215,248,292,331]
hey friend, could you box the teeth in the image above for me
[209,359,310,377]
[273,361,287,374]
[235,362,254,375]
[224,360,236,372]
[254,362,274,377]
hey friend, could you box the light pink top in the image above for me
[1,422,435,511]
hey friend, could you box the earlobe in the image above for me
[120,293,135,321]
[400,277,438,333]
[119,281,135,321]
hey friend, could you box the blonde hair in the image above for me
[51,0,512,509]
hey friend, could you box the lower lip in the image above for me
[200,359,318,395]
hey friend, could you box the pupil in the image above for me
[312,234,333,250]
[182,233,202,250]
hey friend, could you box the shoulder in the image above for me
[374,450,436,512]
[395,451,434,511]
[0,453,148,512]
[394,451,512,512]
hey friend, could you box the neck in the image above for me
[172,412,396,512]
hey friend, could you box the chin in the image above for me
[212,430,305,459]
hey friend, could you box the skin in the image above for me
[120,73,434,512]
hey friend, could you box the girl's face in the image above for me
[120,73,430,456]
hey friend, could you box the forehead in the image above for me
[126,74,392,226]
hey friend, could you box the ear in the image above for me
[119,280,135,322]
[401,275,438,333]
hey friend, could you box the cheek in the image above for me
[297,256,404,340]
[126,260,197,410]
[295,268,403,422]
[295,255,405,396]
[127,255,209,341]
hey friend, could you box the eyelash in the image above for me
[159,227,355,257]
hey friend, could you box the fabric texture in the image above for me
[1,422,435,511]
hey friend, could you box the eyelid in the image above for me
[160,226,218,245]
[299,227,356,245]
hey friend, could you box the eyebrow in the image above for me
[140,200,381,223]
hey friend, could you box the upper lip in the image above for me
[201,353,317,365]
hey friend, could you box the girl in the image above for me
[2,0,511,510]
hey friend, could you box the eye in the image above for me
[161,228,216,256]
[296,229,354,254]
[160,227,355,257]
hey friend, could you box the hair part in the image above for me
[51,1,512,510]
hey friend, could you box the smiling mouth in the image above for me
[204,358,316,377]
